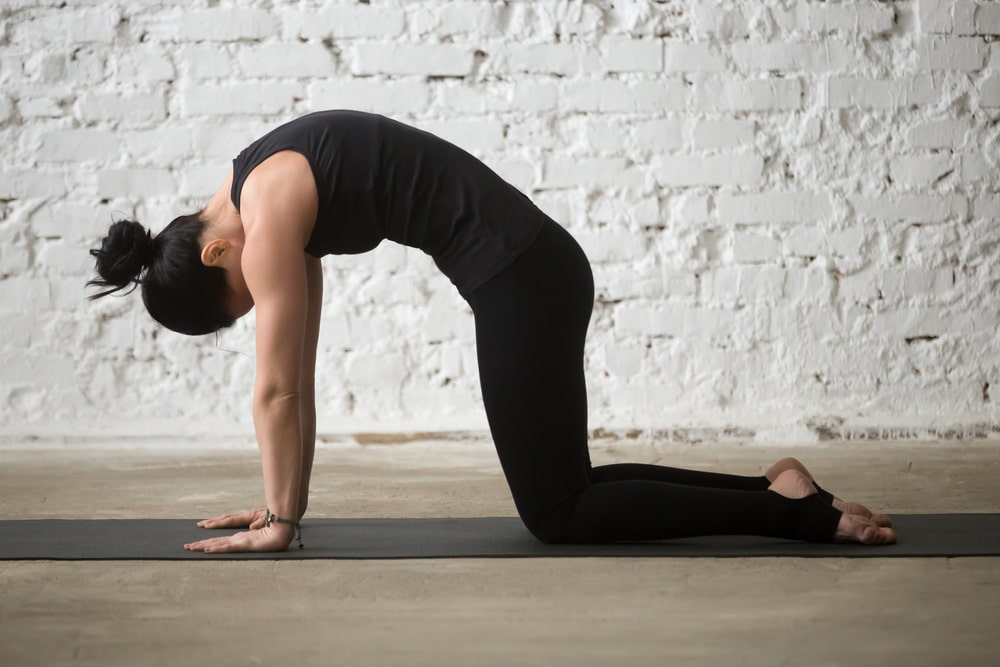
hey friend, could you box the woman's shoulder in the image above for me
[239,151,319,242]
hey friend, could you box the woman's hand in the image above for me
[196,508,267,530]
[184,522,294,554]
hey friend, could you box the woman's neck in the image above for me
[202,170,242,237]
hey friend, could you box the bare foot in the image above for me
[768,470,898,546]
[764,457,815,484]
[765,457,893,528]
[833,499,893,528]
[767,468,819,499]
[834,513,898,545]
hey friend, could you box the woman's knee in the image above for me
[520,507,580,544]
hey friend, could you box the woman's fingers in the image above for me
[196,509,265,529]
[196,512,241,528]
[183,527,288,554]
[185,531,249,553]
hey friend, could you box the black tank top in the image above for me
[230,110,548,298]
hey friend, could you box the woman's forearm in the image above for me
[253,392,303,520]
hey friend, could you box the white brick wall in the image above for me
[1,0,998,444]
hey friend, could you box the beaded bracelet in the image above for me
[265,508,304,550]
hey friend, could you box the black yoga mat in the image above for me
[2,514,998,560]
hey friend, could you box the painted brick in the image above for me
[784,267,834,301]
[806,1,896,34]
[15,10,119,44]
[615,305,683,337]
[602,344,643,377]
[37,242,90,276]
[906,119,969,148]
[953,2,979,34]
[667,195,711,226]
[693,120,755,150]
[731,41,854,72]
[717,192,833,224]
[575,118,629,154]
[351,43,476,77]
[981,76,1000,106]
[656,155,763,187]
[703,266,786,302]
[1,352,75,386]
[919,37,988,70]
[0,278,51,311]
[174,46,234,79]
[785,226,824,257]
[694,79,803,112]
[124,128,195,165]
[633,119,684,153]
[438,81,558,114]
[600,37,662,73]
[175,9,278,42]
[975,3,1000,34]
[237,44,337,78]
[541,157,643,189]
[519,1,605,39]
[346,353,408,386]
[960,153,992,183]
[973,194,1000,219]
[179,165,228,199]
[828,228,867,258]
[97,169,176,198]
[561,79,687,113]
[414,119,506,154]
[500,43,601,76]
[309,79,431,115]
[899,268,955,299]
[76,92,168,127]
[409,2,499,37]
[850,194,968,222]
[575,231,648,264]
[29,202,114,242]
[872,308,950,337]
[280,6,406,40]
[828,76,938,109]
[663,42,727,73]
[733,232,781,263]
[889,154,956,187]
[181,83,299,116]
[17,95,62,119]
[692,2,749,39]
[38,131,120,162]
[0,171,68,199]
[920,0,957,33]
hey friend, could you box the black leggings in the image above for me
[467,219,842,544]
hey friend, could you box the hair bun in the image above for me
[87,219,155,299]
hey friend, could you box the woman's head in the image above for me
[88,213,237,336]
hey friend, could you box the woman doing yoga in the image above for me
[88,110,896,552]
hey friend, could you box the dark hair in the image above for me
[88,214,235,336]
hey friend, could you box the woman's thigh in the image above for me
[468,220,595,527]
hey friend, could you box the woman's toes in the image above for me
[835,514,898,545]
[833,499,893,528]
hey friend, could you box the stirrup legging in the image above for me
[467,219,842,544]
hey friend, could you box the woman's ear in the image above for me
[201,239,230,267]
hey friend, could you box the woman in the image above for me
[88,110,896,552]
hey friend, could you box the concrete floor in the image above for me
[1,437,999,666]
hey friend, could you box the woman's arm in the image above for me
[297,255,323,519]
[186,151,319,553]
